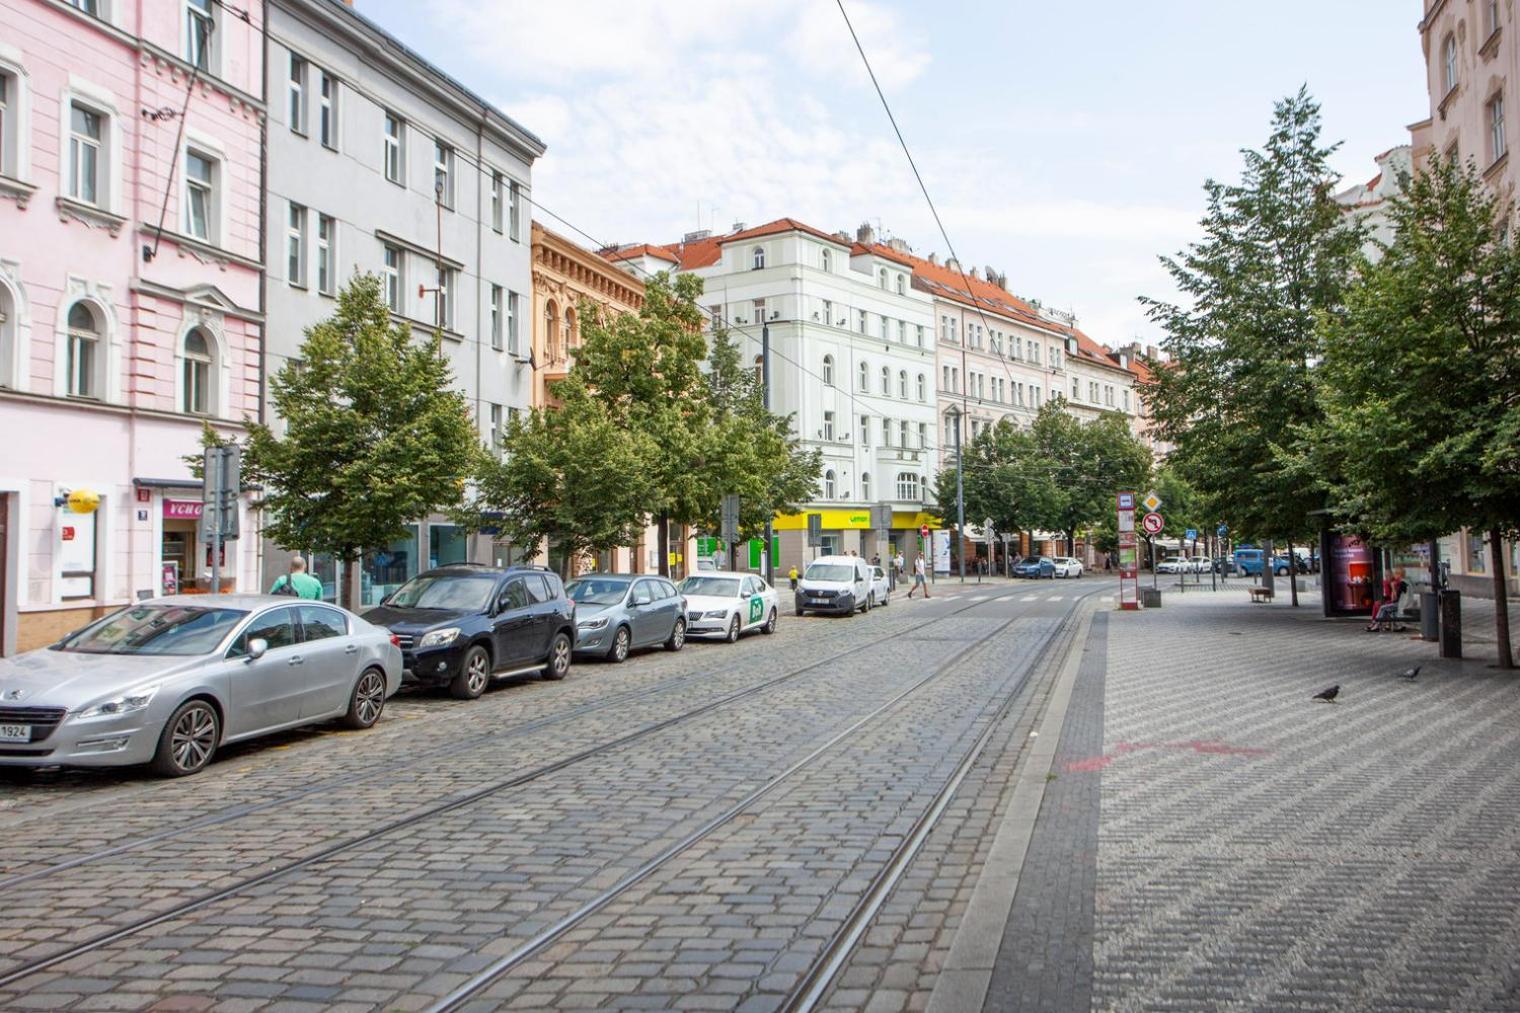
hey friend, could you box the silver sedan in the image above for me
[0,595,402,777]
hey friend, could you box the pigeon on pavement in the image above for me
[1399,665,1421,680]
[1312,685,1340,702]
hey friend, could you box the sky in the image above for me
[355,0,1430,348]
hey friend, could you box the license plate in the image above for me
[808,598,829,606]
[0,724,29,743]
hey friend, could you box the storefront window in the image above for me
[1469,533,1486,573]
[311,553,339,603]
[362,525,419,607]
[429,524,468,569]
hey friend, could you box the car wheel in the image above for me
[542,632,571,680]
[341,667,387,730]
[881,589,889,607]
[795,606,806,617]
[150,699,219,778]
[763,608,778,633]
[450,644,492,699]
[725,615,741,643]
[665,618,686,652]
[607,625,631,663]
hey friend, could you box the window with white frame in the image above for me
[861,472,871,500]
[918,421,927,449]
[882,417,892,447]
[182,327,212,415]
[1051,346,1061,369]
[0,71,13,179]
[67,102,104,206]
[1030,343,1040,365]
[383,111,404,184]
[1032,386,1041,408]
[1122,388,1131,412]
[917,373,926,401]
[823,469,836,499]
[382,243,402,312]
[185,0,214,72]
[899,419,909,447]
[1071,377,1079,398]
[288,54,307,135]
[509,180,521,240]
[822,354,834,386]
[878,268,888,289]
[897,319,906,342]
[286,202,306,287]
[507,290,519,353]
[951,367,959,393]
[490,284,503,350]
[1444,34,1458,94]
[859,360,869,390]
[917,325,925,348]
[0,284,13,389]
[752,246,766,270]
[65,302,101,399]
[896,273,906,295]
[752,298,766,323]
[858,310,867,333]
[435,266,454,329]
[316,214,335,295]
[433,140,454,208]
[823,411,835,441]
[1491,92,1507,163]
[183,149,214,241]
[881,365,890,394]
[489,403,502,456]
[822,298,833,325]
[69,0,101,14]
[898,370,907,398]
[860,414,870,447]
[942,364,950,390]
[896,472,920,502]
[490,171,503,232]
[1105,384,1114,407]
[821,248,832,272]
[318,70,337,149]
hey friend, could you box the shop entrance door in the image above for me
[162,523,196,595]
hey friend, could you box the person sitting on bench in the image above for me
[1366,569,1410,632]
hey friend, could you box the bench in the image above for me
[1249,587,1274,603]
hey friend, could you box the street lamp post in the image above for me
[762,321,773,585]
[946,405,966,582]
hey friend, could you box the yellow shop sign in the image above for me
[772,509,940,531]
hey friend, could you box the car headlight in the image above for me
[417,627,461,649]
[78,684,161,719]
[578,617,609,630]
[703,609,728,619]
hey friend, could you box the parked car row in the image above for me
[1008,556,1084,579]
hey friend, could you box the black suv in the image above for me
[361,564,575,699]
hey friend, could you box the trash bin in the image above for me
[1439,590,1462,659]
[1140,587,1162,609]
[1420,592,1439,642]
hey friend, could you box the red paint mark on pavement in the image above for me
[1064,739,1271,772]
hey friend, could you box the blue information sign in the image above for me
[1186,528,1197,541]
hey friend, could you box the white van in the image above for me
[795,555,874,616]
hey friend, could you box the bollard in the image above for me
[1439,590,1462,659]
[1420,591,1439,642]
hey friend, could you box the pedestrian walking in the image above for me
[893,552,905,576]
[269,556,323,599]
[788,564,799,591]
[907,555,930,598]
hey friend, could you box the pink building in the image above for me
[0,0,265,654]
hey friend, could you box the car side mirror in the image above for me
[246,637,269,662]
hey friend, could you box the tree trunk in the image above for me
[1067,529,1076,557]
[1287,540,1300,607]
[1491,529,1514,670]
[339,552,358,612]
[657,513,670,578]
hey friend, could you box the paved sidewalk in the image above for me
[968,588,1520,1011]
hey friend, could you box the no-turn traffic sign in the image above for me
[1142,512,1164,535]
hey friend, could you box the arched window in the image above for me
[0,285,14,390]
[564,307,578,356]
[917,373,926,401]
[896,273,906,296]
[878,268,888,289]
[861,472,871,501]
[896,472,920,501]
[823,469,836,499]
[858,360,869,391]
[182,328,213,415]
[1444,34,1459,93]
[898,370,908,398]
[881,365,890,394]
[752,246,766,270]
[545,299,559,361]
[822,354,835,386]
[66,301,101,399]
[821,248,832,272]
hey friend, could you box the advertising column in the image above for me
[1117,492,1138,609]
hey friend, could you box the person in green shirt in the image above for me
[269,556,324,599]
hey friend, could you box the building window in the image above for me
[917,373,926,401]
[880,314,889,337]
[896,274,906,296]
[896,472,920,501]
[65,302,101,399]
[182,328,212,415]
[858,310,867,333]
[383,111,404,184]
[318,70,337,149]
[1030,343,1041,365]
[951,367,959,394]
[435,266,454,330]
[490,172,503,232]
[489,403,502,456]
[183,149,214,241]
[821,248,832,272]
[821,298,833,325]
[0,72,12,179]
[1104,384,1114,407]
[316,214,335,295]
[823,469,836,499]
[898,320,906,342]
[917,325,925,348]
[185,0,214,71]
[1488,0,1501,36]
[286,203,306,287]
[822,354,835,386]
[509,180,522,241]
[1122,389,1131,412]
[288,54,307,135]
[490,285,503,350]
[1491,93,1507,163]
[1071,377,1080,399]
[918,422,927,448]
[823,411,835,441]
[69,0,101,14]
[1444,34,1458,95]
[862,473,871,501]
[899,419,909,447]
[898,370,908,398]
[433,140,454,208]
[382,244,402,312]
[881,365,890,394]
[545,300,560,360]
[860,414,870,447]
[507,290,519,353]
[942,364,949,390]
[883,417,892,447]
[752,246,766,270]
[859,360,869,390]
[1051,347,1061,369]
[68,102,104,206]
[879,268,888,289]
[753,298,767,323]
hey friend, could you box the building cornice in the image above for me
[138,226,266,275]
[1419,0,1450,35]
[130,279,265,323]
[0,386,253,429]
[374,229,465,271]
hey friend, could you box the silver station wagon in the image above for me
[0,595,402,777]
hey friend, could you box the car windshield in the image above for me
[55,605,248,656]
[565,578,632,605]
[805,564,855,581]
[386,573,497,611]
[680,577,742,597]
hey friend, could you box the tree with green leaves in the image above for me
[1142,88,1363,563]
[1311,155,1518,667]
[1025,400,1153,556]
[934,419,1056,562]
[241,275,484,609]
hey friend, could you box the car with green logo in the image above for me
[677,572,779,642]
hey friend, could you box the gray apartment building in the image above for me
[263,0,545,605]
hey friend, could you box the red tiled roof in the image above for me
[720,217,849,248]
[602,243,679,265]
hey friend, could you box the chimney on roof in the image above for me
[732,221,745,232]
[1146,344,1159,360]
[927,253,939,266]
[945,256,961,272]
[682,229,711,243]
[969,266,981,280]
[886,237,911,254]
[856,222,876,245]
[834,230,851,243]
